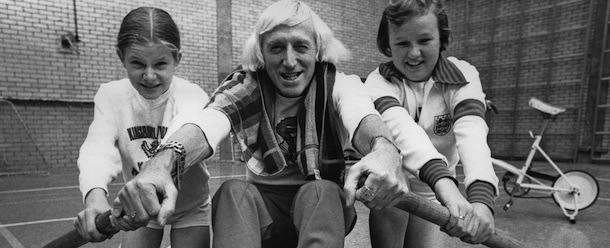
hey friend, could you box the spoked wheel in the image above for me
[552,170,599,211]
[502,171,531,197]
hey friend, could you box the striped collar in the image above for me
[379,55,469,85]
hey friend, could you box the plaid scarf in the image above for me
[207,62,345,185]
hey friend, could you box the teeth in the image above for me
[282,73,300,81]
[142,84,159,89]
[407,61,423,66]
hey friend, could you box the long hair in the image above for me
[377,0,451,57]
[241,0,350,72]
[116,7,181,61]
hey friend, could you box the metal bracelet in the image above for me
[154,140,186,189]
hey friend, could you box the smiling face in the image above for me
[261,21,318,98]
[119,42,180,99]
[388,11,441,82]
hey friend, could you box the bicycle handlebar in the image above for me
[486,100,499,114]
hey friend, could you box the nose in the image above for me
[283,46,297,68]
[408,45,421,59]
[143,67,156,82]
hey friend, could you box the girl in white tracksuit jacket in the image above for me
[364,1,499,247]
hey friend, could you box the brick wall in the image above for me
[444,0,596,161]
[0,0,387,170]
[230,0,388,78]
[1,0,218,101]
[2,0,600,171]
[0,100,92,172]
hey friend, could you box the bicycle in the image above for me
[487,97,600,224]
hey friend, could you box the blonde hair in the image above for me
[241,0,350,71]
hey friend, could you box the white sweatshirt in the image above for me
[78,76,211,216]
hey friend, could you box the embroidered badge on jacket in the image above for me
[434,113,452,136]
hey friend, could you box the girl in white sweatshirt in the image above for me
[73,7,211,248]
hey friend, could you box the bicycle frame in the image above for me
[492,117,580,219]
[487,97,600,223]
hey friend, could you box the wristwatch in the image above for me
[154,140,186,189]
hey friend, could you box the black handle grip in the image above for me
[357,176,528,248]
[43,210,119,248]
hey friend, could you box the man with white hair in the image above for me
[110,1,451,247]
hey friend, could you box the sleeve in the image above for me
[162,80,228,167]
[332,72,379,144]
[364,69,454,188]
[173,82,210,116]
[77,84,122,202]
[163,84,231,163]
[447,58,500,205]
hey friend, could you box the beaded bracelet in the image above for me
[154,140,186,190]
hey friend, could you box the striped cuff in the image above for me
[374,96,401,115]
[418,159,456,191]
[467,180,496,214]
[453,99,485,123]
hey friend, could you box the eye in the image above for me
[130,61,144,68]
[294,43,310,52]
[395,41,411,47]
[419,39,432,45]
[268,44,284,54]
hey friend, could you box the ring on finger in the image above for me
[126,211,137,219]
[362,186,377,200]
[458,215,465,220]
[364,186,377,196]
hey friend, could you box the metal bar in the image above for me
[518,183,572,193]
[72,0,79,41]
[591,0,610,159]
[525,170,558,182]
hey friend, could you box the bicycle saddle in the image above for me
[528,97,565,115]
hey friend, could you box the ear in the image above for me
[116,48,125,63]
[174,51,182,65]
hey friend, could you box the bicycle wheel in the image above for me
[552,170,599,211]
[502,171,531,197]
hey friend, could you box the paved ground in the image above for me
[0,160,608,248]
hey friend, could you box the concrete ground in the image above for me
[0,160,608,248]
